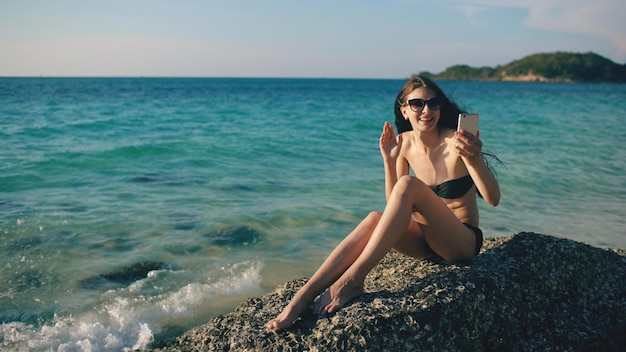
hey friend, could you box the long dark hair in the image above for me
[393,74,462,133]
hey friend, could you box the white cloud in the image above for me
[446,0,626,59]
[453,3,489,25]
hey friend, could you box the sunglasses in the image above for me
[405,97,442,112]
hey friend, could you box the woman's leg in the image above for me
[316,175,477,314]
[266,211,383,329]
[268,208,437,329]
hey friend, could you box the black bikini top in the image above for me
[431,175,474,199]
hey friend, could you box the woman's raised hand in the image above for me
[380,121,401,161]
[454,129,483,165]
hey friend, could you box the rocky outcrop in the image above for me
[167,232,626,351]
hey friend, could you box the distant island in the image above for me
[421,52,626,83]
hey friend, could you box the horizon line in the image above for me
[0,75,408,80]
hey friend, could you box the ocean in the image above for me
[1,77,625,350]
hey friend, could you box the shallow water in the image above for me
[1,78,625,350]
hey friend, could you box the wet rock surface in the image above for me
[165,232,626,351]
[79,261,173,289]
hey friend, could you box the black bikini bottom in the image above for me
[463,223,483,255]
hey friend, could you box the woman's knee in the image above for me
[393,175,427,197]
[344,211,381,243]
[363,211,382,227]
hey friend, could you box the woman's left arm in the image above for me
[455,130,501,207]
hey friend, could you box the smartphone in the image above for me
[457,113,479,136]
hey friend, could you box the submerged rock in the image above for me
[168,232,626,351]
[10,269,47,291]
[205,225,264,247]
[79,261,171,289]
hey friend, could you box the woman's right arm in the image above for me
[380,122,408,201]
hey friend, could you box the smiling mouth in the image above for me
[419,117,434,121]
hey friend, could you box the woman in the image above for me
[267,74,501,330]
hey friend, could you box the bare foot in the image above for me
[266,297,311,330]
[312,289,332,315]
[312,277,364,315]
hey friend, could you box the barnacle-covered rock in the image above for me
[168,232,626,351]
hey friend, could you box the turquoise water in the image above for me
[1,78,625,350]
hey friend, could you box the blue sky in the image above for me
[1,0,624,78]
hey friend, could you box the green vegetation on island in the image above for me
[422,52,626,83]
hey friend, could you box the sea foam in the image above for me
[0,260,263,351]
